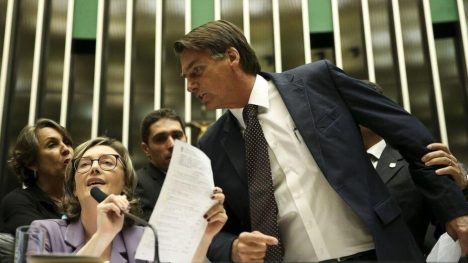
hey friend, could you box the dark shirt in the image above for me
[0,185,61,235]
[135,163,166,222]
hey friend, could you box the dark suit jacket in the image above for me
[377,143,434,253]
[135,163,165,221]
[198,60,468,261]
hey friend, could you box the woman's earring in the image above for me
[33,170,37,179]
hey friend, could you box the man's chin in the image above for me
[204,103,219,111]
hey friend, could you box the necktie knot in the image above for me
[367,153,378,162]
[243,104,258,126]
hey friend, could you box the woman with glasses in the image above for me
[0,119,73,235]
[29,137,227,262]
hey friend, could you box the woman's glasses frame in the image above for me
[73,154,124,174]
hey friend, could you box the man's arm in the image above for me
[323,61,468,254]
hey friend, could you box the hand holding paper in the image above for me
[136,140,223,262]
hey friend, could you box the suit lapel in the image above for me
[221,112,247,186]
[263,72,326,172]
[376,145,405,183]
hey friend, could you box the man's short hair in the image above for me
[174,20,261,75]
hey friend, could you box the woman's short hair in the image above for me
[173,20,261,75]
[62,137,141,227]
[9,118,73,187]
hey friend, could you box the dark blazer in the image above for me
[198,60,468,261]
[377,143,434,253]
[0,185,61,235]
[135,163,166,221]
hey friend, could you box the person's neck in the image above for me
[81,201,98,239]
[227,72,257,108]
[36,174,64,200]
[364,135,383,150]
[149,162,166,173]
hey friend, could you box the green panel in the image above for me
[73,0,98,39]
[430,0,458,23]
[192,0,214,29]
[309,0,333,33]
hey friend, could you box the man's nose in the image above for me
[187,79,197,93]
[167,136,175,147]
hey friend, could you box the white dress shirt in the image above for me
[229,75,374,261]
[366,140,387,168]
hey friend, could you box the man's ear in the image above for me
[141,142,150,157]
[226,47,240,65]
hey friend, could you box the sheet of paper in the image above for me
[426,232,461,262]
[135,140,215,262]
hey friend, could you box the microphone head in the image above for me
[90,187,107,203]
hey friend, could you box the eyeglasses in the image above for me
[73,154,123,174]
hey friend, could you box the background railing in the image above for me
[0,0,467,199]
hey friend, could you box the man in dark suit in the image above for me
[173,20,468,262]
[134,108,187,221]
[361,125,467,254]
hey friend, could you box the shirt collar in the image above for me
[64,219,86,250]
[366,139,387,160]
[229,74,270,129]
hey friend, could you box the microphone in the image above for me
[90,187,160,263]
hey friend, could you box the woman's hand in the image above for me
[422,143,467,189]
[203,187,228,239]
[192,187,228,263]
[77,194,129,258]
[95,194,129,239]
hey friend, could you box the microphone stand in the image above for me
[128,214,159,263]
[148,224,160,263]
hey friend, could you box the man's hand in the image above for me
[446,216,468,256]
[422,143,467,189]
[231,231,279,262]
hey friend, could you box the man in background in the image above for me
[135,108,187,221]
[362,125,467,254]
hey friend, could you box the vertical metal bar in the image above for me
[302,0,311,64]
[214,0,220,20]
[331,0,342,68]
[361,0,375,82]
[457,0,468,78]
[422,0,448,144]
[272,0,282,72]
[0,0,15,140]
[155,0,162,110]
[391,0,411,112]
[243,0,250,43]
[122,0,134,148]
[60,0,75,126]
[215,0,222,119]
[29,0,46,125]
[185,0,192,142]
[92,0,106,138]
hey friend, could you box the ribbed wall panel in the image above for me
[0,0,467,199]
